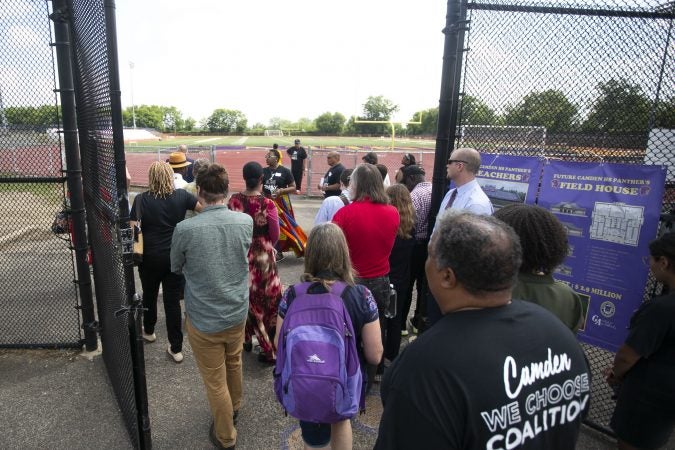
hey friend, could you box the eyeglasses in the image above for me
[447,159,468,165]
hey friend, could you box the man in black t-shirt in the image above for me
[317,151,345,198]
[375,212,591,450]
[286,139,307,193]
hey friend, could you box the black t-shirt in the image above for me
[375,300,591,450]
[322,163,345,197]
[262,165,295,196]
[620,293,675,407]
[130,190,197,257]
[286,146,307,172]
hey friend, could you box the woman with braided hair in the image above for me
[494,203,583,332]
[130,161,201,363]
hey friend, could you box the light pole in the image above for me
[129,61,136,129]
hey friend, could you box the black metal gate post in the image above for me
[103,0,152,446]
[50,0,98,352]
[428,0,470,230]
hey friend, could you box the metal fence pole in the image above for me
[50,0,97,351]
[428,0,469,231]
[307,145,313,197]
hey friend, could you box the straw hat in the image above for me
[168,152,191,168]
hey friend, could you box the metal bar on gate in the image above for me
[50,0,97,352]
[0,177,66,183]
[428,0,469,232]
[468,2,675,19]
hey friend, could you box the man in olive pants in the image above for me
[171,164,252,449]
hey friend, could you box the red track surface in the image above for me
[3,146,436,193]
[127,148,436,194]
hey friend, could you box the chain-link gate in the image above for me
[65,0,151,447]
[0,0,82,348]
[449,0,675,435]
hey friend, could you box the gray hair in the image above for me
[432,211,522,296]
[178,144,188,153]
[192,158,210,184]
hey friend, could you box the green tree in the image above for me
[295,117,316,133]
[314,112,346,134]
[462,95,497,126]
[268,117,293,130]
[206,109,247,133]
[655,96,675,129]
[363,95,399,120]
[503,89,578,133]
[354,95,399,135]
[182,117,196,132]
[5,105,59,127]
[407,108,438,135]
[122,105,193,132]
[583,79,651,133]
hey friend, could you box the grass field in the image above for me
[125,135,438,150]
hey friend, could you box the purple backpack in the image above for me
[274,281,363,423]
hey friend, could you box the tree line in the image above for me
[3,78,673,135]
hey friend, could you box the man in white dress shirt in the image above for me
[437,147,493,218]
[428,147,493,326]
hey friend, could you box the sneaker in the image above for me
[209,421,235,450]
[400,329,409,337]
[407,318,419,335]
[275,252,285,262]
[142,330,156,343]
[167,345,184,363]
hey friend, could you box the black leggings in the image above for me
[138,253,183,353]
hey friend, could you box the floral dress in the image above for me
[228,193,282,361]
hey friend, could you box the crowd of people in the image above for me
[128,143,673,449]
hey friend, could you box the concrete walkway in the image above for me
[0,197,619,449]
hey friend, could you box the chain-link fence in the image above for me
[0,0,82,348]
[456,0,675,434]
[67,0,150,447]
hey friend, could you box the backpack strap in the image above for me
[339,194,349,206]
[286,281,350,308]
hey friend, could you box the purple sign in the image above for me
[475,153,543,207]
[537,160,667,352]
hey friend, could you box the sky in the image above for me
[113,0,448,126]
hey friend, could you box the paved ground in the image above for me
[0,196,620,449]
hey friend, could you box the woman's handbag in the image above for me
[133,194,144,265]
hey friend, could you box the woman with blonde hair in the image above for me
[274,223,383,450]
[384,183,416,362]
[130,161,200,363]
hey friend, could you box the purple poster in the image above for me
[537,160,667,352]
[475,153,543,207]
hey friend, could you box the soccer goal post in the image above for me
[264,129,284,137]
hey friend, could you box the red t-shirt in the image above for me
[332,199,399,279]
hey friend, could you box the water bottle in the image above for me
[384,284,397,319]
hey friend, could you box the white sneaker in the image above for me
[167,345,184,363]
[142,330,156,343]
